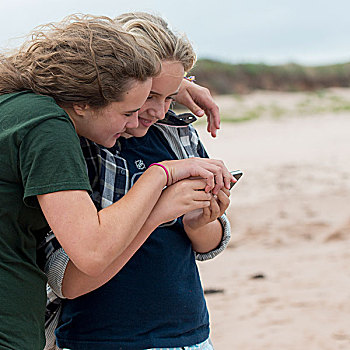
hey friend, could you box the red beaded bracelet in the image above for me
[148,163,169,185]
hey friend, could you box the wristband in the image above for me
[148,163,169,185]
[184,75,195,82]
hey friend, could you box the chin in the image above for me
[100,136,119,148]
[103,140,117,148]
[126,128,149,138]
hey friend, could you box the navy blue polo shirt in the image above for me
[56,126,209,349]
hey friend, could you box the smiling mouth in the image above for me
[139,117,155,127]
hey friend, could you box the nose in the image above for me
[126,112,139,129]
[149,102,167,120]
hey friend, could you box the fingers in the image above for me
[195,166,220,194]
[199,191,229,224]
[176,80,220,138]
[181,91,205,118]
[162,158,235,194]
[193,189,212,202]
[198,160,232,193]
[206,112,216,138]
[183,179,207,191]
[178,179,213,202]
[208,196,221,219]
[186,200,211,213]
[201,205,212,219]
[200,104,220,138]
[178,179,229,210]
[186,161,218,193]
[220,187,231,198]
[174,80,206,118]
[196,87,220,137]
[183,96,205,118]
[204,99,220,130]
[204,107,220,138]
[196,200,211,210]
[165,179,211,203]
[205,159,234,192]
[215,189,231,215]
[199,195,221,223]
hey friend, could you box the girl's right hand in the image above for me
[183,187,231,232]
[161,158,235,195]
[150,179,212,225]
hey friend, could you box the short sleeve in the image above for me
[19,117,91,207]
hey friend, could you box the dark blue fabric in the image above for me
[56,126,209,350]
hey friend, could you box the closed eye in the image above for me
[123,108,140,117]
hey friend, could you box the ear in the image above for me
[72,103,90,117]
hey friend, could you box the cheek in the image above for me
[138,101,151,116]
[112,112,126,123]
[165,100,172,110]
[138,110,147,120]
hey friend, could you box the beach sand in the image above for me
[194,91,350,349]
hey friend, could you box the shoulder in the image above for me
[0,91,74,142]
[153,110,204,159]
[1,91,66,116]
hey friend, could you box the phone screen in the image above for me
[230,170,243,189]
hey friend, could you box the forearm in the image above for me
[184,219,223,254]
[62,224,155,298]
[195,214,231,261]
[61,207,162,298]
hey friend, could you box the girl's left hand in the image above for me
[183,187,230,231]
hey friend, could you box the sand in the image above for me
[194,91,350,350]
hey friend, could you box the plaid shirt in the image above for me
[42,112,231,350]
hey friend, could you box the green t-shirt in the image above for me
[0,91,91,349]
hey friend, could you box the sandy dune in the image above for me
[194,91,350,349]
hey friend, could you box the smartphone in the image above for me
[230,170,243,189]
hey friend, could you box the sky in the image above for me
[1,0,349,66]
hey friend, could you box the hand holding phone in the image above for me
[230,170,243,189]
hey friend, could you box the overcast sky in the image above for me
[1,0,349,66]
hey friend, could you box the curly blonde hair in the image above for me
[0,14,160,107]
[116,12,196,73]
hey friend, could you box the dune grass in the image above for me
[192,59,350,95]
[175,88,350,124]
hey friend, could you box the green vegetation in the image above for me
[183,89,350,124]
[176,60,350,124]
[220,106,265,123]
[192,59,350,94]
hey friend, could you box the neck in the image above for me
[59,105,78,131]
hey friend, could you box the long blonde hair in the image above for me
[116,12,196,73]
[0,14,160,107]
